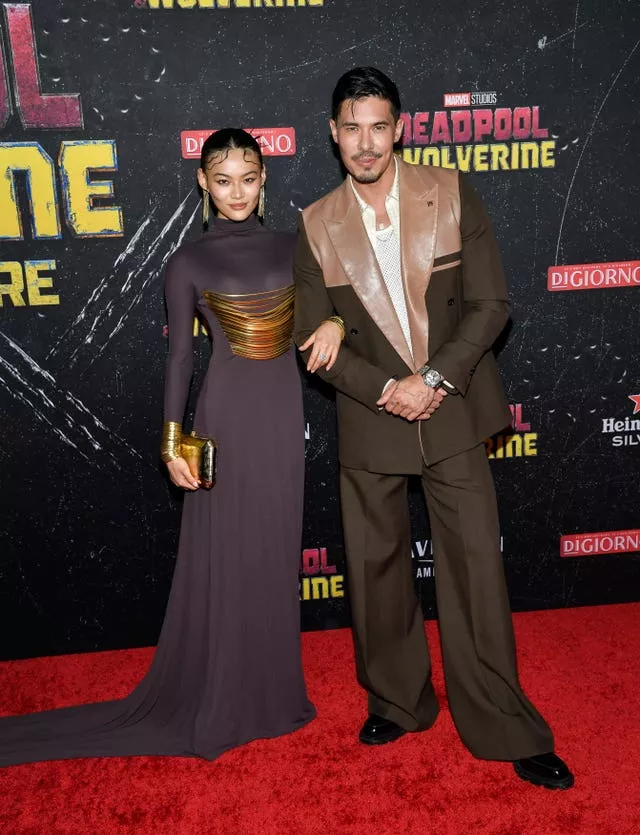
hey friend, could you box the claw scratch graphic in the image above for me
[49,190,200,372]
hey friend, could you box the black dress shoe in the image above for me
[513,752,574,790]
[359,714,406,745]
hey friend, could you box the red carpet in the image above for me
[0,604,638,834]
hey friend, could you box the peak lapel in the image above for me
[398,162,438,369]
[323,181,414,371]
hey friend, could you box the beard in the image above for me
[350,169,384,184]
[348,150,385,184]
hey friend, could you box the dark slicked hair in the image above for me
[200,127,263,171]
[331,66,401,123]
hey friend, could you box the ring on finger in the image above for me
[319,352,328,361]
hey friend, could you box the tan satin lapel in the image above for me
[398,163,438,369]
[323,181,414,371]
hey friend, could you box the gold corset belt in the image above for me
[203,284,295,360]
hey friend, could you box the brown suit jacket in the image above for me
[293,158,511,474]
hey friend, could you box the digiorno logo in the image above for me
[401,90,555,172]
[137,0,323,9]
[561,529,640,558]
[181,128,296,159]
[548,260,640,291]
[601,395,640,448]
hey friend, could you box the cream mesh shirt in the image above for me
[349,159,413,356]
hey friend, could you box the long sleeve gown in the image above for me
[0,212,316,766]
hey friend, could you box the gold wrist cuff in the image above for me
[324,315,345,341]
[161,421,183,463]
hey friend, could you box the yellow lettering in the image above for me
[520,141,539,169]
[503,433,523,458]
[422,148,440,167]
[330,575,344,597]
[0,143,60,240]
[401,148,422,165]
[25,260,59,306]
[58,141,123,238]
[0,261,26,307]
[473,144,489,172]
[310,576,329,599]
[490,143,510,170]
[540,140,555,168]
[524,433,538,455]
[439,147,456,169]
[455,145,472,172]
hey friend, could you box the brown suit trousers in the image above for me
[340,445,554,760]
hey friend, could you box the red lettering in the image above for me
[430,111,451,144]
[513,106,531,140]
[494,108,512,141]
[412,112,430,145]
[509,404,531,432]
[451,110,472,143]
[531,106,549,139]
[302,548,320,576]
[398,112,412,144]
[472,109,493,141]
[319,547,337,575]
[3,4,82,129]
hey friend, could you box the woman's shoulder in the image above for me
[165,236,210,270]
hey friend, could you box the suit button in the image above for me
[447,298,455,306]
[350,328,359,335]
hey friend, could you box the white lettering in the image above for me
[275,134,293,153]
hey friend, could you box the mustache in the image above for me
[352,151,383,161]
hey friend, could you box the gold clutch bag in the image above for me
[180,431,217,489]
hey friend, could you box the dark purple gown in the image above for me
[0,213,315,766]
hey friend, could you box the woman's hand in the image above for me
[299,320,343,373]
[166,457,200,490]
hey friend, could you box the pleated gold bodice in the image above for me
[203,284,295,360]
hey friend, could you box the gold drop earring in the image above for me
[202,188,210,227]
[258,184,265,219]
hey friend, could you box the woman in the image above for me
[0,128,342,767]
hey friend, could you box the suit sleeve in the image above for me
[427,173,510,396]
[293,217,390,413]
[163,252,197,423]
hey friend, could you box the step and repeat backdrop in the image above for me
[1,0,638,659]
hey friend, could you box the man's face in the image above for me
[330,96,403,184]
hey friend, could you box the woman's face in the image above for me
[197,147,265,222]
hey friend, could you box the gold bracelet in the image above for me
[160,421,182,463]
[324,315,345,341]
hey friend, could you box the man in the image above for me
[294,67,573,789]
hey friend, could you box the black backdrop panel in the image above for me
[0,0,638,660]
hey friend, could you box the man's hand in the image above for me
[416,387,447,420]
[376,374,446,422]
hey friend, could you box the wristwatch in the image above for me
[418,364,443,389]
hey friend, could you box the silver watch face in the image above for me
[423,368,442,388]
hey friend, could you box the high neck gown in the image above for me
[0,212,316,766]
